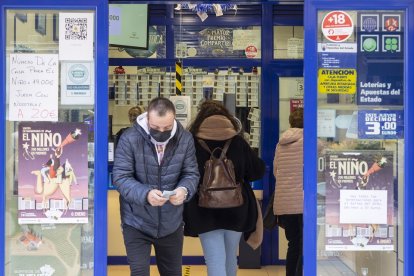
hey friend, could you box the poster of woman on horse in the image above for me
[18,122,89,224]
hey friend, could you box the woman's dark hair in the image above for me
[188,100,240,135]
[147,97,176,116]
[289,107,304,128]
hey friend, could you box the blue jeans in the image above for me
[199,229,242,276]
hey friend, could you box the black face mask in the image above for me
[149,128,172,142]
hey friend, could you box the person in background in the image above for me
[183,100,265,276]
[273,107,304,276]
[112,97,199,276]
[114,105,145,149]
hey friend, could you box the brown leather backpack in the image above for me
[197,139,244,208]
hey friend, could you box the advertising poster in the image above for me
[198,28,233,57]
[170,26,262,58]
[18,122,89,224]
[232,29,261,58]
[324,150,394,251]
[358,110,404,139]
[356,12,404,105]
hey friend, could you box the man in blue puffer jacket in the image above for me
[113,97,199,276]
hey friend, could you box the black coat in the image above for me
[114,127,129,150]
[183,134,265,237]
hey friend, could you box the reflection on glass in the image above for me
[109,25,166,59]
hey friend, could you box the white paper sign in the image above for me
[232,29,261,50]
[108,142,114,162]
[287,38,304,59]
[317,109,336,138]
[340,190,387,224]
[61,62,94,105]
[59,13,94,61]
[9,54,58,121]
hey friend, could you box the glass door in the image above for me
[1,2,108,275]
[304,1,414,275]
[315,9,404,276]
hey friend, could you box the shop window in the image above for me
[108,66,261,154]
[273,26,304,59]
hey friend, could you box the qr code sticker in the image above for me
[65,17,87,40]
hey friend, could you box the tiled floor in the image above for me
[108,265,285,276]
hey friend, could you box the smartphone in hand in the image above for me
[161,190,176,199]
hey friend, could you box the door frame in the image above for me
[261,63,303,265]
[0,0,108,275]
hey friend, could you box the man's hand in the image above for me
[169,187,187,206]
[147,189,168,206]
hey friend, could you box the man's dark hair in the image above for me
[289,107,303,128]
[147,97,176,116]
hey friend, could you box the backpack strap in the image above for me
[198,139,233,160]
[220,139,232,159]
[198,139,212,154]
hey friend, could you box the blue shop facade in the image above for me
[1,1,413,275]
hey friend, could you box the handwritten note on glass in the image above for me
[9,54,59,121]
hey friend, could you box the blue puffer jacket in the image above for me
[113,117,199,238]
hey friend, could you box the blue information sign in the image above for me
[357,70,403,105]
[358,110,404,139]
[356,12,404,106]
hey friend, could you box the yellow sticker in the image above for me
[318,68,357,94]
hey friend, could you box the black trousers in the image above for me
[279,214,303,276]
[122,224,184,276]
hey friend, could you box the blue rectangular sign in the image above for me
[357,74,403,106]
[358,110,404,139]
[356,11,404,106]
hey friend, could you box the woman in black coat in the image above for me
[183,101,265,276]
